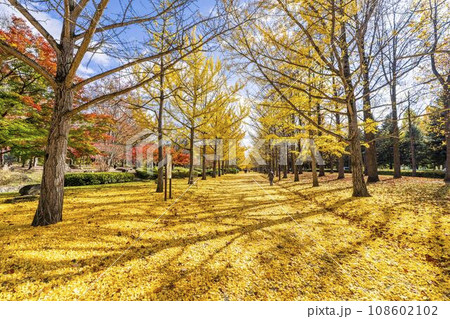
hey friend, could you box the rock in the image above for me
[19,184,41,196]
[5,195,39,203]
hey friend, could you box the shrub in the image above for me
[377,170,445,179]
[136,167,191,179]
[173,167,191,178]
[64,172,135,186]
[135,168,157,180]
[225,167,240,174]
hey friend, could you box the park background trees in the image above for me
[219,0,449,190]
[0,0,448,228]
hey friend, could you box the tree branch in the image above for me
[0,39,56,88]
[72,46,181,90]
[67,72,163,117]
[66,0,109,85]
[73,0,90,19]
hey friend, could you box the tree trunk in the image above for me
[28,157,34,170]
[32,86,72,226]
[341,22,369,197]
[318,165,325,177]
[188,126,195,184]
[362,47,379,183]
[278,159,281,181]
[444,84,450,183]
[32,28,75,226]
[156,140,164,191]
[407,95,417,176]
[298,141,303,176]
[293,144,299,181]
[202,144,207,180]
[337,156,345,179]
[156,65,165,192]
[212,142,217,178]
[348,134,369,197]
[335,113,345,179]
[308,127,319,187]
[310,147,319,187]
[388,38,401,179]
[218,158,221,177]
[348,99,370,196]
[391,85,401,179]
[271,144,276,173]
[275,147,279,177]
[316,103,325,177]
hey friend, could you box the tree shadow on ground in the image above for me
[0,173,448,300]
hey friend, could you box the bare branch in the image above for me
[73,0,90,19]
[66,0,109,84]
[72,46,181,90]
[67,72,162,117]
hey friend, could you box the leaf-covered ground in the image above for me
[0,173,448,300]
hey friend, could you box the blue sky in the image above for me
[0,0,218,77]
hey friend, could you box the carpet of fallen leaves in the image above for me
[0,172,448,300]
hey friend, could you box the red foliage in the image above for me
[0,17,57,76]
[172,150,190,165]
[131,144,190,166]
[21,95,42,111]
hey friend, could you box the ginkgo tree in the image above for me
[206,100,247,177]
[132,7,181,193]
[167,33,242,184]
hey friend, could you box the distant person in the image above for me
[268,170,274,186]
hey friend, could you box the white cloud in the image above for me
[78,51,115,78]
[33,11,62,40]
[83,51,112,68]
[77,64,95,76]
